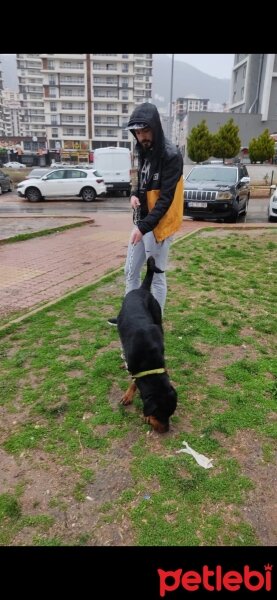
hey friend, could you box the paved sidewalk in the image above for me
[0,213,274,324]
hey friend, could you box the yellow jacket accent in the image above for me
[147,175,184,242]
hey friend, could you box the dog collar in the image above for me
[132,368,166,379]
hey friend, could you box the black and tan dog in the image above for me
[117,256,177,433]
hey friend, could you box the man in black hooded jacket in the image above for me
[108,102,183,324]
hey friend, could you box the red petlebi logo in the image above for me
[158,564,273,595]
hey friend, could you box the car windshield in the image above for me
[187,166,237,184]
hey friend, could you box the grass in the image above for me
[0,228,276,546]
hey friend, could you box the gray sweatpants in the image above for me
[124,231,173,314]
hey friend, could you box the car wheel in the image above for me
[241,198,249,216]
[8,181,13,192]
[25,187,42,202]
[0,185,2,195]
[81,187,96,202]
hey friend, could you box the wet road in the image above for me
[0,192,271,223]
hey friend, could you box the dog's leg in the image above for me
[120,381,137,405]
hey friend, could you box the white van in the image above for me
[93,147,132,196]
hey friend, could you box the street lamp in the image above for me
[169,54,174,141]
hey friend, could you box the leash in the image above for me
[126,205,141,282]
[132,368,166,380]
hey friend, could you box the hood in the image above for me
[127,102,165,158]
[185,181,234,191]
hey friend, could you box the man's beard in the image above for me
[141,140,152,147]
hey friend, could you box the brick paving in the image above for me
[0,213,204,321]
[0,212,274,324]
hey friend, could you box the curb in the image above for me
[0,216,95,244]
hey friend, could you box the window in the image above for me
[51,127,59,138]
[122,130,128,139]
[46,170,65,180]
[50,102,57,112]
[65,169,87,179]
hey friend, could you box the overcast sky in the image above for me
[166,54,235,80]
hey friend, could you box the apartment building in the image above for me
[134,54,153,103]
[0,68,4,136]
[229,54,277,122]
[172,95,209,147]
[2,89,22,136]
[15,54,152,163]
[16,54,45,137]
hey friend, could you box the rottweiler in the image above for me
[117,256,177,433]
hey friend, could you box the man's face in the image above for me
[135,127,153,149]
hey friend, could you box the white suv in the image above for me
[17,167,106,202]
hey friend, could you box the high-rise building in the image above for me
[229,54,277,121]
[16,54,45,137]
[134,54,153,103]
[0,66,4,136]
[16,54,153,163]
[2,89,22,136]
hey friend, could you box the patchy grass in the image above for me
[0,229,276,546]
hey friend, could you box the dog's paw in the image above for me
[144,416,169,433]
[120,393,133,405]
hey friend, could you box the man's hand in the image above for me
[130,195,140,209]
[130,227,143,245]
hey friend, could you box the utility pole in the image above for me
[169,54,174,141]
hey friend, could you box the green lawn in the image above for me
[0,229,276,546]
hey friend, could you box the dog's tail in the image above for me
[141,256,164,291]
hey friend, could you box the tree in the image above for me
[248,129,275,164]
[212,118,241,162]
[187,120,213,163]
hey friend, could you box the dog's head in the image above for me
[142,383,177,433]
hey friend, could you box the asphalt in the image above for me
[0,212,276,328]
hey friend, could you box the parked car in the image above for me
[3,161,27,169]
[0,169,13,193]
[184,164,250,222]
[17,167,106,202]
[268,185,277,221]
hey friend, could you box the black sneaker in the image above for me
[107,317,118,326]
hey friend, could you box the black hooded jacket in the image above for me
[128,103,183,241]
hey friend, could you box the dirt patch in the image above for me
[0,432,139,546]
[195,343,258,387]
[212,430,277,545]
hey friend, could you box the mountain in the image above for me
[152,54,230,110]
[0,54,18,91]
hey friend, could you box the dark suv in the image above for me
[184,164,250,222]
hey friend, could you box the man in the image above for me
[108,102,183,325]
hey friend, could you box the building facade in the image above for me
[229,54,277,121]
[16,54,45,137]
[16,54,153,164]
[0,67,4,136]
[2,89,22,136]
[172,95,209,148]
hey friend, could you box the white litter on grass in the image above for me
[176,441,213,469]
